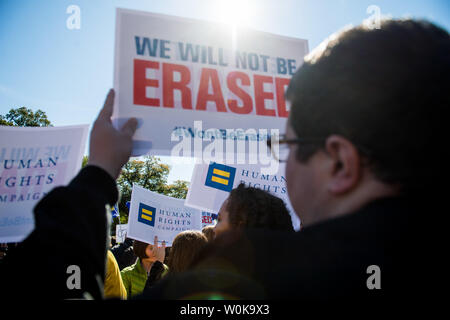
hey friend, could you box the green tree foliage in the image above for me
[116,156,189,224]
[81,155,89,168]
[164,180,190,199]
[0,107,52,127]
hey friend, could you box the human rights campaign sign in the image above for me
[0,125,89,243]
[204,162,236,192]
[185,161,300,231]
[128,184,203,246]
[138,203,156,227]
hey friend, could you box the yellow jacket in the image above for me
[104,250,127,299]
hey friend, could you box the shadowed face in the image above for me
[285,122,329,227]
[214,199,231,238]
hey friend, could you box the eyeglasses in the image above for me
[266,135,325,162]
[266,134,372,163]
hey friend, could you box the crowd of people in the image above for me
[100,182,295,300]
[0,18,448,301]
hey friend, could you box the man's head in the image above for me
[285,19,449,226]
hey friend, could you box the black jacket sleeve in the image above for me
[143,261,166,294]
[0,165,118,300]
[110,238,136,270]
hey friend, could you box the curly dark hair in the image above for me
[226,183,294,232]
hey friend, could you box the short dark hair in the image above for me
[226,183,294,232]
[286,19,449,194]
[133,240,149,259]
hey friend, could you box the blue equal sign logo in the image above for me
[138,203,156,227]
[204,163,236,192]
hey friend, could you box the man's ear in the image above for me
[324,135,362,195]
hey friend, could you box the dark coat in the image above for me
[0,166,118,299]
[110,238,137,271]
[140,196,432,301]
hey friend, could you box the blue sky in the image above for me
[1,0,449,182]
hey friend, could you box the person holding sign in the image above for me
[121,237,167,298]
[0,89,138,299]
[142,230,208,297]
[1,18,446,301]
[141,19,447,300]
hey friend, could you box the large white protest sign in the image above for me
[127,184,203,246]
[185,161,300,231]
[113,8,308,162]
[0,125,89,243]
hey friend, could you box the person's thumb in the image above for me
[120,118,138,138]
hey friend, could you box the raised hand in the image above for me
[88,89,138,179]
[150,236,166,264]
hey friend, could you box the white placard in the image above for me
[113,8,308,157]
[0,125,89,243]
[127,184,203,246]
[201,211,217,228]
[115,223,128,244]
[185,161,300,231]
